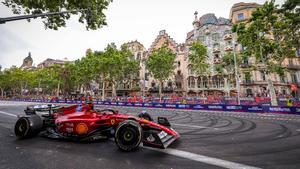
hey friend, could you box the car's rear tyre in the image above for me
[14,115,43,139]
[115,120,142,151]
[138,112,153,121]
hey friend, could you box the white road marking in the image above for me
[145,147,261,169]
[0,111,18,118]
[173,123,219,130]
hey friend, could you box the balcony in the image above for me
[284,64,300,70]
[240,63,252,68]
[213,47,220,53]
[225,46,233,51]
[224,34,232,40]
[214,58,221,64]
[241,80,254,85]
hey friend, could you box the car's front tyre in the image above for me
[114,120,142,151]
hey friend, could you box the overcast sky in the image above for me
[0,0,285,69]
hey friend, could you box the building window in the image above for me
[145,73,149,81]
[291,73,298,83]
[237,13,245,21]
[243,58,248,65]
[260,71,266,81]
[215,54,219,59]
[280,75,285,83]
[188,77,195,88]
[198,36,205,43]
[297,48,300,57]
[212,33,220,41]
[282,89,286,95]
[136,52,141,60]
[151,82,155,87]
[246,89,253,97]
[245,72,252,83]
[288,58,293,66]
[213,43,219,48]
[226,40,232,46]
[167,81,172,87]
[177,61,181,67]
[224,30,231,35]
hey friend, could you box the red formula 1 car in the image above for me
[14,103,179,151]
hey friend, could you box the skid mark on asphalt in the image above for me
[173,123,219,130]
[145,147,261,169]
[0,111,18,118]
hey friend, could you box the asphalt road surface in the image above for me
[1,101,300,169]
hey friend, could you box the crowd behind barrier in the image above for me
[3,96,300,115]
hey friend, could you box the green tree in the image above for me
[188,41,209,96]
[0,70,10,97]
[232,0,297,106]
[189,41,209,75]
[146,45,176,100]
[2,0,112,30]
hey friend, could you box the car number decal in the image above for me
[158,131,167,139]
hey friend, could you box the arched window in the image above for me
[188,77,195,88]
[197,77,202,88]
[203,76,208,88]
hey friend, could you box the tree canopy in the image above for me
[146,45,176,99]
[2,0,112,30]
[188,41,208,75]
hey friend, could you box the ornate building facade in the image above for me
[186,13,236,96]
[123,2,300,98]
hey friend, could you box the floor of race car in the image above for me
[1,102,300,169]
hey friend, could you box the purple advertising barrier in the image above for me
[2,99,299,115]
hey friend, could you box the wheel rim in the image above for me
[15,118,29,137]
[118,126,138,145]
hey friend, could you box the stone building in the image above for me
[37,58,69,69]
[146,30,186,96]
[230,2,300,97]
[116,40,148,96]
[185,12,236,96]
[20,52,34,70]
[123,31,186,97]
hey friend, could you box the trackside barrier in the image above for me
[8,99,300,115]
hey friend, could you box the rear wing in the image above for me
[24,104,61,115]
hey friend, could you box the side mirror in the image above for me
[157,117,171,128]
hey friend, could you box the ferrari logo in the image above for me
[111,119,116,125]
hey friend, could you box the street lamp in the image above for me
[0,9,88,24]
[233,42,241,105]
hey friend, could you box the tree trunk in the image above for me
[112,81,117,98]
[1,88,3,98]
[159,80,162,102]
[37,80,41,95]
[57,80,60,97]
[267,73,278,106]
[102,81,105,101]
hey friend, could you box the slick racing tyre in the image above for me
[115,120,142,151]
[14,115,43,139]
[138,112,153,121]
